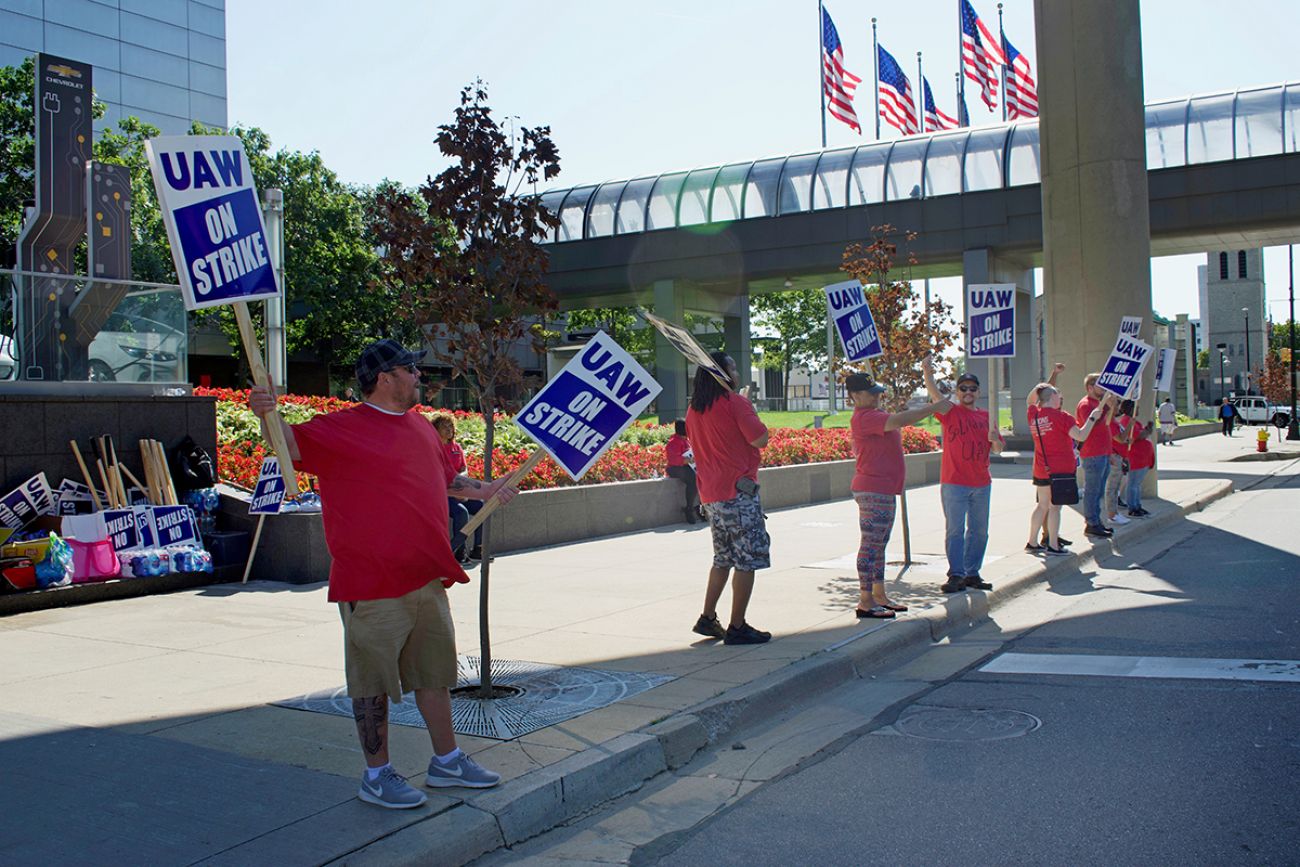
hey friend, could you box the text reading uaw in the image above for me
[161,149,269,297]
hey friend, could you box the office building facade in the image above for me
[0,0,227,134]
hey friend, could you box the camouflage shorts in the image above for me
[704,490,771,571]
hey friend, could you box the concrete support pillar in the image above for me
[1036,0,1155,493]
[653,279,687,423]
[723,292,753,391]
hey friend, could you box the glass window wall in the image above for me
[1145,100,1189,169]
[558,185,596,241]
[585,182,624,238]
[885,138,928,200]
[646,172,688,230]
[923,132,967,198]
[616,177,656,234]
[1007,123,1040,186]
[1234,87,1283,158]
[678,167,720,226]
[711,163,751,222]
[743,158,786,219]
[777,153,819,215]
[849,142,891,205]
[812,148,854,209]
[1286,84,1300,154]
[537,190,567,242]
[1187,92,1235,164]
[963,126,1007,191]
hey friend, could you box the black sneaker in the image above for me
[941,575,967,593]
[692,614,725,640]
[1084,525,1114,538]
[1044,545,1070,557]
[1026,542,1044,553]
[1058,536,1074,547]
[724,622,771,645]
[963,574,993,590]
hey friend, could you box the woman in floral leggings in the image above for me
[847,371,950,619]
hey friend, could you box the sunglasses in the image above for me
[383,363,419,375]
[957,385,979,393]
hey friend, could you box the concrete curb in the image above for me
[349,477,1236,865]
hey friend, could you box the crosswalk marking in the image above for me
[979,652,1300,683]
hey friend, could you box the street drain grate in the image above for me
[274,656,675,740]
[893,707,1041,742]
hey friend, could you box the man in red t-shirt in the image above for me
[251,340,517,810]
[1076,372,1116,537]
[923,358,1004,593]
[685,352,771,646]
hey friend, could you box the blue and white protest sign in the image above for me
[103,508,142,552]
[824,280,883,362]
[1098,334,1154,399]
[55,479,95,516]
[148,505,201,546]
[966,283,1017,358]
[516,331,662,481]
[249,456,287,515]
[1154,348,1177,394]
[0,473,54,530]
[145,135,281,311]
[1119,316,1143,338]
[134,507,157,548]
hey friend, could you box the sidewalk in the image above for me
[0,432,1290,865]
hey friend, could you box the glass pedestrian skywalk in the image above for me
[538,82,1299,244]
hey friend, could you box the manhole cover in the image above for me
[894,707,1041,741]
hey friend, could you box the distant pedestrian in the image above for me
[342,386,356,401]
[665,418,702,524]
[847,371,950,619]
[1126,422,1156,517]
[431,413,483,563]
[922,357,1003,594]
[1027,383,1113,555]
[1219,400,1236,436]
[1076,373,1116,538]
[1158,398,1177,445]
[686,352,772,645]
[249,339,516,810]
[1106,400,1135,527]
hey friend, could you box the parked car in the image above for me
[0,318,182,383]
[0,333,14,380]
[1233,395,1291,428]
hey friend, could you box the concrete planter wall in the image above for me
[221,450,944,584]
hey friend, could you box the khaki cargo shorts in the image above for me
[337,580,458,703]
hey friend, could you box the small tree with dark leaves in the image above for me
[371,81,560,696]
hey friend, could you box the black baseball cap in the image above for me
[355,339,427,390]
[845,372,887,395]
[956,372,980,387]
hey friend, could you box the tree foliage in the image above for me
[369,80,560,695]
[839,225,960,412]
[564,306,653,362]
[1256,350,1294,406]
[751,288,829,401]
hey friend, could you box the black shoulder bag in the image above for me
[1034,414,1079,506]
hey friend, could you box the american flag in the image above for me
[1002,33,1038,119]
[821,8,862,134]
[877,44,918,136]
[960,0,1002,112]
[923,77,960,132]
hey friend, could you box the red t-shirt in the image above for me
[1076,396,1111,458]
[665,434,690,468]
[937,404,998,487]
[1111,416,1132,459]
[851,408,905,495]
[293,404,468,602]
[686,393,766,504]
[1128,436,1155,470]
[1028,405,1078,478]
[444,440,467,474]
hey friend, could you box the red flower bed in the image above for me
[202,388,939,492]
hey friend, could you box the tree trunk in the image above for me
[898,488,912,565]
[477,383,495,697]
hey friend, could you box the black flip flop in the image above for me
[855,606,896,619]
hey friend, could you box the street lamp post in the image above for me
[1289,246,1299,440]
[1216,343,1228,405]
[1242,307,1252,395]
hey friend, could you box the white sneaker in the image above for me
[1110,513,1131,525]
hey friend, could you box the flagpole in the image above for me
[956,0,965,111]
[998,2,1007,122]
[872,18,881,140]
[819,0,827,147]
[955,71,963,127]
[916,51,924,135]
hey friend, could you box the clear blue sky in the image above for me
[226,0,1300,326]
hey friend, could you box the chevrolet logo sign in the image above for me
[47,64,82,79]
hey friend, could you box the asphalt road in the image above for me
[660,467,1300,867]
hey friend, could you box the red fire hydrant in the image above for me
[1258,428,1270,453]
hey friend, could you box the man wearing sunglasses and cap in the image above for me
[250,339,518,810]
[923,357,1004,594]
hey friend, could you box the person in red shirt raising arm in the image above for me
[249,339,518,811]
[686,351,772,645]
[1026,381,1114,555]
[1076,372,1117,538]
[923,357,1004,594]
[847,372,951,619]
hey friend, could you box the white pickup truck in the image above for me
[1232,396,1291,428]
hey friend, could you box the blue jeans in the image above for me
[940,483,991,578]
[449,497,483,552]
[1126,467,1149,512]
[1080,454,1110,526]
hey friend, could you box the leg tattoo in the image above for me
[352,696,388,759]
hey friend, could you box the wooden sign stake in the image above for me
[233,301,295,494]
[459,449,545,537]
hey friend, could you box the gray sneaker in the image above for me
[358,766,428,809]
[426,752,501,788]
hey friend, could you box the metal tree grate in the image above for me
[274,655,675,740]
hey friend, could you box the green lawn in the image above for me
[754,408,1015,434]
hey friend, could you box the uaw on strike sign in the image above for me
[145,135,280,310]
[516,332,661,481]
[824,280,883,362]
[967,283,1017,358]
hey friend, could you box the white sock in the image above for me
[365,763,391,781]
[434,747,462,764]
